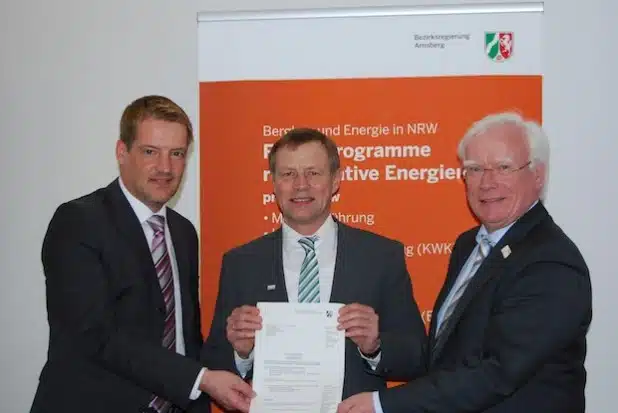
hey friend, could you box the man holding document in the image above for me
[251,301,347,413]
[200,128,427,412]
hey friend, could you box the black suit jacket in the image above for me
[200,221,426,404]
[30,179,207,413]
[379,202,592,412]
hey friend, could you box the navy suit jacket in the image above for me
[378,202,592,412]
[31,179,206,413]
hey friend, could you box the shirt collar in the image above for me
[476,200,538,246]
[118,177,167,224]
[282,215,337,249]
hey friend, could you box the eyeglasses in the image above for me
[463,161,531,179]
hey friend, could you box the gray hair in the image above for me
[457,112,550,197]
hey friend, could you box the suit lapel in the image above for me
[431,243,503,360]
[429,231,477,349]
[430,202,550,361]
[104,179,161,300]
[268,229,289,302]
[329,222,353,303]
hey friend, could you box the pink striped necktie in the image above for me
[147,215,175,413]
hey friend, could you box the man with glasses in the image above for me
[338,112,592,413]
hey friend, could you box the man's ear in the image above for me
[331,169,341,196]
[116,140,128,165]
[534,162,546,191]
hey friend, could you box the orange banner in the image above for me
[200,75,541,328]
[198,76,541,410]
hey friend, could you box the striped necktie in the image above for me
[147,215,175,413]
[298,236,320,303]
[435,236,492,341]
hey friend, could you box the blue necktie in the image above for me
[435,236,492,340]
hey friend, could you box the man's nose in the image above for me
[479,168,498,188]
[157,153,172,173]
[293,173,309,188]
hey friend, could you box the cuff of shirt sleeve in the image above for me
[189,368,207,400]
[234,349,255,378]
[358,347,382,371]
[372,391,385,413]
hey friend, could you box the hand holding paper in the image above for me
[338,303,380,355]
[227,305,263,358]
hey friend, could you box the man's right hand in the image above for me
[226,305,262,358]
[199,370,255,412]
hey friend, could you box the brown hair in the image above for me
[268,128,340,174]
[119,95,193,149]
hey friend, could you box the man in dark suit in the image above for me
[199,128,427,407]
[30,95,254,413]
[337,112,592,413]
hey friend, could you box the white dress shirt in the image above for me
[119,178,203,399]
[282,215,338,303]
[234,216,338,374]
[235,216,381,376]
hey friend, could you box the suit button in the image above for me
[157,306,166,315]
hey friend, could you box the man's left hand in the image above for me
[338,303,380,355]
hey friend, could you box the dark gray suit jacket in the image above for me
[378,203,592,412]
[200,221,426,403]
[30,179,206,413]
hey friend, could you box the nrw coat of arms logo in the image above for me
[485,32,513,62]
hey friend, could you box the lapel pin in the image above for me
[501,245,511,259]
[267,284,276,291]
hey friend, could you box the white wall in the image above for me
[1,0,615,411]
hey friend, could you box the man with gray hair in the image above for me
[338,112,592,413]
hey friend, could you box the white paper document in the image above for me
[250,302,346,413]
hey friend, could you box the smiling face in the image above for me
[463,123,545,232]
[272,141,340,235]
[116,117,188,212]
